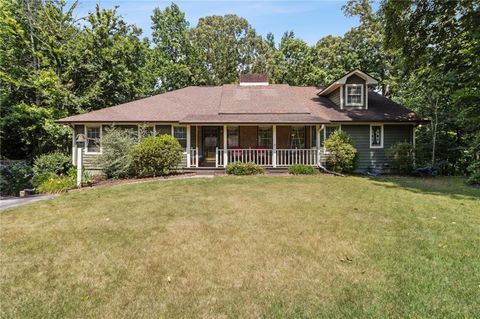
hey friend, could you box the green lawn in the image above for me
[1,176,479,318]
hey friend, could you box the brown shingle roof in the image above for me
[57,84,425,124]
[239,74,268,83]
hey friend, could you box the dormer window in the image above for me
[345,84,363,106]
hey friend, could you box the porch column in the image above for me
[272,125,277,167]
[72,126,77,166]
[186,125,191,168]
[223,125,228,167]
[316,125,321,165]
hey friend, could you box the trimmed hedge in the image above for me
[288,164,317,175]
[130,135,183,177]
[226,162,265,175]
[99,127,136,178]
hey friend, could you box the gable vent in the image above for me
[239,74,269,86]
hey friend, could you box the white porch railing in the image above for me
[216,148,328,168]
[185,147,199,168]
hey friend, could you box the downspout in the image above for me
[316,124,345,177]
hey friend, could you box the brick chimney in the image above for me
[239,74,269,86]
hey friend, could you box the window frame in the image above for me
[227,126,240,148]
[370,124,384,149]
[173,125,187,150]
[345,84,364,106]
[257,126,273,149]
[85,125,102,154]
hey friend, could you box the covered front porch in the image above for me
[185,125,329,168]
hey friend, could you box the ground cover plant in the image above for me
[1,176,479,318]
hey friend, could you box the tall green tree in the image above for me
[190,14,266,85]
[146,3,194,93]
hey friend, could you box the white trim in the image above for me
[340,85,344,109]
[369,124,384,149]
[319,69,378,95]
[186,125,191,168]
[345,84,364,107]
[239,82,269,86]
[84,124,102,154]
[365,87,369,110]
[223,125,228,166]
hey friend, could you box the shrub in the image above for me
[0,161,33,196]
[32,152,72,187]
[130,135,182,177]
[37,167,76,193]
[99,127,136,178]
[288,164,317,175]
[324,130,357,173]
[466,161,480,185]
[226,162,265,175]
[387,142,415,174]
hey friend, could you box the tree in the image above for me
[146,3,194,93]
[190,14,266,85]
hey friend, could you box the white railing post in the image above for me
[316,125,321,165]
[272,125,277,167]
[215,147,219,168]
[186,125,191,168]
[223,125,228,167]
[195,147,199,168]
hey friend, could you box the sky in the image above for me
[70,0,371,45]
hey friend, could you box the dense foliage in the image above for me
[0,161,33,196]
[36,167,77,193]
[386,142,415,175]
[324,131,358,173]
[225,162,265,176]
[130,135,182,177]
[32,152,73,187]
[288,164,317,175]
[99,128,136,179]
[1,0,478,181]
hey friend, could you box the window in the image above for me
[173,126,187,149]
[86,126,101,153]
[258,126,273,148]
[155,125,171,136]
[311,126,317,148]
[227,126,239,147]
[370,125,383,148]
[346,84,363,106]
[291,126,305,148]
[191,126,197,149]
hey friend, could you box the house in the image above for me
[58,70,425,173]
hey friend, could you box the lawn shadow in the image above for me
[365,176,480,201]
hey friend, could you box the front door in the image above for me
[202,127,220,161]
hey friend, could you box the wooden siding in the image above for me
[327,87,341,106]
[344,74,367,109]
[341,124,413,172]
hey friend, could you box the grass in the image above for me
[1,176,479,318]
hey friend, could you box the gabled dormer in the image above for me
[318,70,378,110]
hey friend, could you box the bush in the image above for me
[99,127,136,178]
[130,135,183,177]
[466,161,480,185]
[288,164,317,175]
[37,167,76,193]
[387,142,415,174]
[226,162,265,175]
[32,152,72,187]
[0,161,33,196]
[324,130,357,173]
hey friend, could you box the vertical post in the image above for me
[316,125,320,165]
[215,147,219,168]
[186,125,191,168]
[195,147,199,168]
[272,124,277,168]
[223,125,228,167]
[72,127,77,166]
[76,146,83,187]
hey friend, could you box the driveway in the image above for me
[0,195,57,211]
